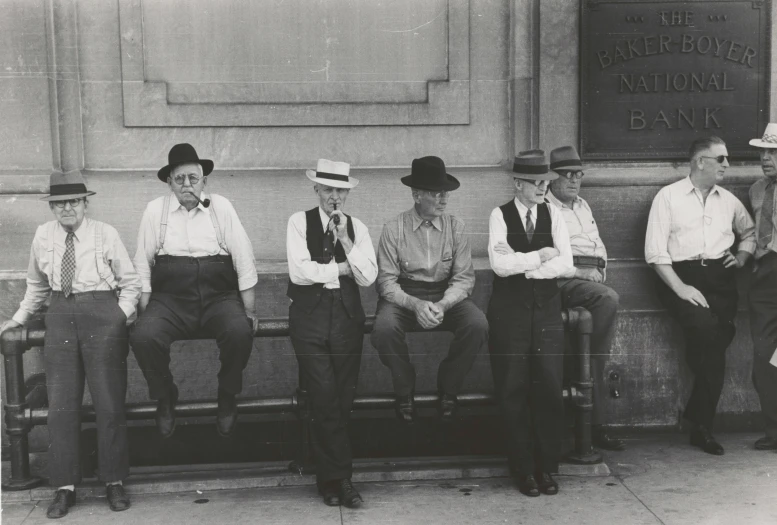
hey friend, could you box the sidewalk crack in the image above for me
[616,477,666,525]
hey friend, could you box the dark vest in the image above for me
[490,200,559,308]
[286,208,365,321]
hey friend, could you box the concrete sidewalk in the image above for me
[2,432,776,524]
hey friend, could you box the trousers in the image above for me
[749,252,777,438]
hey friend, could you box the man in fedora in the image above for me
[747,123,777,452]
[372,156,488,424]
[487,149,573,497]
[546,145,625,451]
[130,143,258,438]
[0,172,140,517]
[286,159,377,508]
[645,136,754,456]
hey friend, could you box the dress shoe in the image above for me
[106,484,131,512]
[535,472,559,495]
[156,384,178,439]
[439,393,458,422]
[216,388,238,437]
[754,436,777,450]
[318,480,341,507]
[689,425,724,455]
[515,475,540,497]
[46,489,76,519]
[338,478,363,508]
[395,394,416,424]
[593,425,626,451]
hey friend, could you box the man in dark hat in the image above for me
[0,171,140,518]
[286,159,377,508]
[130,143,258,439]
[372,156,489,424]
[546,145,625,451]
[487,149,573,497]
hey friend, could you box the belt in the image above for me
[51,290,117,300]
[675,256,725,267]
[573,256,606,269]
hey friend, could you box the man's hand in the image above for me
[329,211,354,252]
[412,299,442,329]
[722,250,749,269]
[430,302,446,323]
[245,311,260,335]
[337,261,353,278]
[575,267,603,283]
[138,292,151,315]
[675,284,709,308]
[494,242,515,255]
[0,319,21,336]
[538,247,560,262]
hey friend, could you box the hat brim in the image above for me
[40,190,96,202]
[400,173,460,191]
[550,162,583,171]
[749,139,777,149]
[511,172,559,181]
[306,170,359,189]
[157,159,214,182]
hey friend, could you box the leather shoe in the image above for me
[338,478,363,508]
[593,425,626,451]
[46,489,76,519]
[156,384,178,439]
[395,394,416,424]
[216,388,238,437]
[318,480,341,507]
[106,484,130,512]
[439,393,458,422]
[689,425,724,455]
[535,472,559,495]
[515,475,540,497]
[754,436,777,450]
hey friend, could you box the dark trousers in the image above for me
[371,290,488,396]
[559,278,619,425]
[488,294,565,478]
[44,291,129,486]
[289,290,363,483]
[749,252,777,439]
[657,260,738,430]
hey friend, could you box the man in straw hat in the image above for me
[372,156,488,424]
[487,149,573,497]
[0,171,140,517]
[747,123,777,452]
[286,159,377,507]
[130,143,258,439]
[546,145,625,451]
[645,136,755,456]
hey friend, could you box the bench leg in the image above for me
[288,370,315,475]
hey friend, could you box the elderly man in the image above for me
[130,143,258,439]
[286,159,377,508]
[372,156,488,424]
[488,150,573,497]
[645,136,755,456]
[747,123,777,452]
[546,145,625,451]
[0,172,139,518]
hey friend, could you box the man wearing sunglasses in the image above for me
[546,146,625,452]
[131,143,258,439]
[645,136,755,456]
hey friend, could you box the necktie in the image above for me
[526,209,534,243]
[61,232,75,297]
[758,180,775,253]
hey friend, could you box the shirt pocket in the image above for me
[440,252,453,275]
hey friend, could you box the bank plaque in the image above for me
[581,0,770,160]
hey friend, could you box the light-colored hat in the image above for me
[511,149,558,181]
[750,123,777,149]
[41,171,96,202]
[306,159,359,189]
[550,145,583,171]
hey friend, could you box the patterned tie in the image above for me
[758,179,775,253]
[526,209,534,243]
[61,232,75,297]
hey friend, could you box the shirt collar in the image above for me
[546,189,578,209]
[318,206,332,232]
[513,197,537,218]
[410,206,443,231]
[57,217,88,242]
[682,176,720,196]
[170,192,210,213]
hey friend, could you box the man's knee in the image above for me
[601,286,620,309]
[219,316,254,352]
[370,309,406,348]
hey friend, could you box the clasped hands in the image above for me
[411,298,445,329]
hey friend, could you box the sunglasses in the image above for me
[425,190,450,200]
[556,170,585,180]
[699,155,728,164]
[51,198,84,209]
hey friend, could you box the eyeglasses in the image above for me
[699,155,728,164]
[425,190,450,200]
[557,170,585,181]
[51,199,83,209]
[171,174,201,186]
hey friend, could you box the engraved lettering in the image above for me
[659,34,672,53]
[696,36,712,55]
[672,73,688,91]
[651,110,673,129]
[741,46,756,67]
[713,38,729,57]
[681,34,694,53]
[627,39,643,59]
[644,36,658,55]
[722,72,734,91]
[704,107,722,128]
[726,41,742,62]
[677,108,695,128]
[597,50,612,69]
[629,109,646,130]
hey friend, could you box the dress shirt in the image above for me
[749,176,777,259]
[12,218,141,324]
[488,198,574,279]
[134,193,258,293]
[286,207,377,289]
[645,177,755,264]
[546,191,607,279]
[376,207,474,310]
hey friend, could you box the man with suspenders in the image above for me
[1,171,140,518]
[131,144,259,439]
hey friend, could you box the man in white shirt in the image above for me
[130,144,258,439]
[546,145,624,452]
[0,171,140,518]
[487,150,573,498]
[286,159,377,508]
[645,136,755,456]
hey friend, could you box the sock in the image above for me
[106,481,122,487]
[58,485,75,492]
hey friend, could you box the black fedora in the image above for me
[400,156,460,192]
[157,143,214,182]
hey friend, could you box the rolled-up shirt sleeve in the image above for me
[105,226,142,321]
[12,228,50,325]
[644,189,673,265]
[287,212,339,285]
[442,219,474,308]
[346,217,378,287]
[488,207,542,277]
[376,221,412,309]
[733,198,756,255]
[219,201,258,291]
